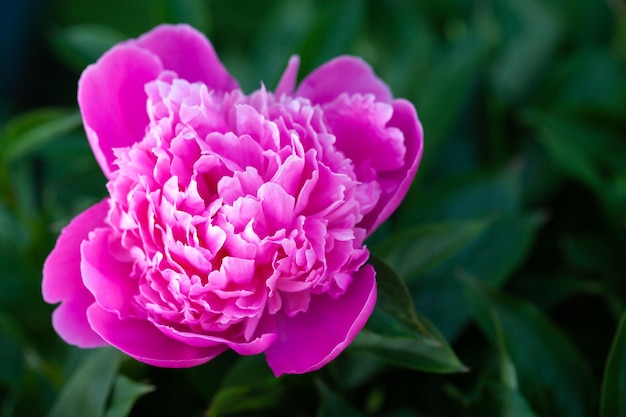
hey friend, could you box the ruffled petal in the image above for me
[42,200,110,347]
[87,304,226,368]
[78,44,163,178]
[134,24,238,93]
[360,99,424,234]
[264,264,376,376]
[296,56,392,105]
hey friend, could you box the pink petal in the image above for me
[81,228,136,318]
[42,200,110,347]
[275,55,300,97]
[78,44,163,178]
[50,293,105,348]
[296,56,392,105]
[134,24,238,93]
[324,94,406,172]
[87,304,226,368]
[258,182,295,234]
[154,320,277,356]
[264,264,376,376]
[360,99,423,234]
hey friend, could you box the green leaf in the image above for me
[469,297,536,417]
[467,381,540,417]
[247,0,316,90]
[49,24,128,72]
[47,348,121,417]
[7,367,56,417]
[490,308,518,390]
[463,278,594,417]
[459,213,542,287]
[544,48,626,118]
[411,213,541,339]
[352,256,467,373]
[206,355,281,417]
[164,0,211,34]
[207,385,281,417]
[490,0,563,103]
[375,220,488,280]
[406,168,523,224]
[510,273,604,310]
[0,202,29,252]
[0,313,25,388]
[0,108,82,163]
[600,310,626,417]
[316,380,365,417]
[415,14,496,171]
[380,9,435,100]
[103,375,154,417]
[528,112,605,191]
[297,0,364,72]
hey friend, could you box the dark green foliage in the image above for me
[1,0,624,415]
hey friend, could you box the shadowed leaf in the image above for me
[600,310,626,417]
[352,256,467,373]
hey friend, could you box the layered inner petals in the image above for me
[86,76,376,356]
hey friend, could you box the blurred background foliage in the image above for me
[1,0,626,416]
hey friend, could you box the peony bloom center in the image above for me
[96,75,389,351]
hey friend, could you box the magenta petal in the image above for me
[155,322,277,356]
[135,24,238,93]
[81,228,135,318]
[42,200,110,347]
[361,99,424,234]
[227,330,277,356]
[87,304,226,368]
[50,296,104,348]
[296,56,392,105]
[264,264,376,376]
[78,44,163,178]
[275,55,300,97]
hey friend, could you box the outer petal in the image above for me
[78,44,163,178]
[42,200,110,347]
[81,228,136,318]
[275,55,300,97]
[361,99,424,234]
[87,304,226,368]
[49,296,104,348]
[264,264,376,376]
[296,56,392,105]
[134,24,238,93]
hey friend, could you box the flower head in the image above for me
[42,24,423,375]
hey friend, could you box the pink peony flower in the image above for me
[42,24,423,376]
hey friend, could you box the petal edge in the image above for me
[265,264,376,376]
[297,56,392,105]
[78,44,163,177]
[134,24,238,93]
[361,99,424,234]
[87,304,226,368]
[42,200,110,347]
